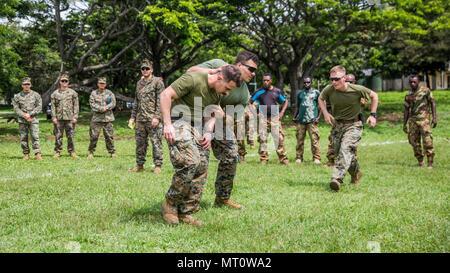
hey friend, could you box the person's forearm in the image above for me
[403,109,409,125]
[280,100,288,114]
[160,92,172,126]
[370,92,378,113]
[431,100,437,120]
[318,98,328,116]
[204,117,216,133]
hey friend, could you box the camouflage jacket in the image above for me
[89,89,116,122]
[404,87,434,120]
[12,90,42,124]
[51,88,79,120]
[131,76,164,121]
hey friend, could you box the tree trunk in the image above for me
[288,67,299,109]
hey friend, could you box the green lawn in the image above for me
[0,91,449,253]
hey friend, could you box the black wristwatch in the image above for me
[370,112,377,118]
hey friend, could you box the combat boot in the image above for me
[427,155,434,169]
[261,160,268,165]
[323,161,334,168]
[350,171,363,184]
[178,214,203,227]
[128,165,144,173]
[110,153,117,158]
[330,179,341,192]
[418,160,424,167]
[35,153,43,161]
[280,159,290,165]
[161,199,179,225]
[87,152,94,159]
[24,154,30,160]
[154,166,162,174]
[239,156,246,164]
[313,159,321,164]
[295,158,302,164]
[53,152,61,158]
[70,152,79,158]
[214,197,244,210]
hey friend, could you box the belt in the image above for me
[335,118,360,124]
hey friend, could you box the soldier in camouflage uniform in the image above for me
[186,51,259,210]
[245,101,257,149]
[293,77,321,164]
[161,65,242,226]
[403,75,437,168]
[128,60,165,174]
[51,74,79,158]
[88,77,117,158]
[319,66,378,192]
[12,77,43,160]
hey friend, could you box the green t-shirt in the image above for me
[170,72,221,123]
[320,83,371,120]
[198,59,250,108]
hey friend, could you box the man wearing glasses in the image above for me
[128,60,165,174]
[318,66,378,192]
[12,77,43,160]
[293,77,321,164]
[88,77,117,158]
[324,73,358,167]
[51,74,79,158]
[186,51,259,210]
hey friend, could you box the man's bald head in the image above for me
[345,74,356,84]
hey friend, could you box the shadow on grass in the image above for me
[127,200,211,225]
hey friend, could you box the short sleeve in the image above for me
[198,59,228,69]
[320,85,332,101]
[170,73,194,98]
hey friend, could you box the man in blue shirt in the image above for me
[293,77,321,164]
[250,73,289,165]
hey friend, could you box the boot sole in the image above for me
[330,181,340,191]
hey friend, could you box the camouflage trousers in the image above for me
[245,103,257,145]
[135,121,163,166]
[54,120,76,153]
[234,119,246,157]
[331,121,363,183]
[88,121,115,154]
[295,123,321,161]
[19,122,40,155]
[212,123,239,200]
[258,117,288,162]
[166,119,210,215]
[408,118,434,161]
[326,129,335,163]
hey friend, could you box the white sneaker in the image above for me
[295,159,302,164]
[314,159,321,164]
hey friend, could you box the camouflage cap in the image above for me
[141,59,152,68]
[98,77,107,84]
[22,77,31,84]
[60,74,70,81]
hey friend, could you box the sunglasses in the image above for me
[242,63,257,73]
[22,83,31,85]
[304,81,311,84]
[141,67,151,71]
[60,80,68,83]
[330,76,343,82]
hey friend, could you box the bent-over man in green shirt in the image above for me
[160,65,242,227]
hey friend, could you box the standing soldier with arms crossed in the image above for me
[12,77,43,160]
[51,74,79,159]
[318,66,378,192]
[128,60,165,174]
[88,77,117,158]
[403,75,437,168]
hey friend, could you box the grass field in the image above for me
[0,91,448,253]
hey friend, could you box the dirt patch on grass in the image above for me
[377,112,403,124]
[0,135,19,142]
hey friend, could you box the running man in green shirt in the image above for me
[318,65,378,192]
